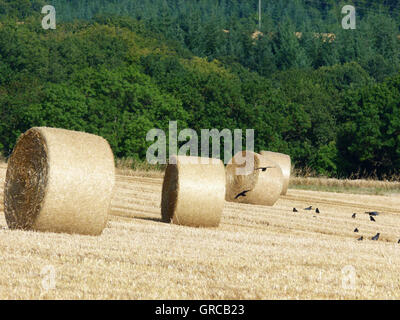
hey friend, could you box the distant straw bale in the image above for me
[260,151,291,195]
[226,151,283,206]
[161,155,225,227]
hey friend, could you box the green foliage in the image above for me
[0,1,400,177]
[338,74,400,176]
[0,0,45,19]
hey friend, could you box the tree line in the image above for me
[0,0,399,177]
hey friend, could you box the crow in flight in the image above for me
[235,190,250,199]
[255,166,275,172]
[352,213,356,219]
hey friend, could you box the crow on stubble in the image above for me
[371,233,380,241]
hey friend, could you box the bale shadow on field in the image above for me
[134,216,165,223]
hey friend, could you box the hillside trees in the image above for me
[0,2,400,177]
[338,74,400,176]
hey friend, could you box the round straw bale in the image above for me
[225,151,283,206]
[260,151,291,195]
[4,127,115,235]
[161,155,225,227]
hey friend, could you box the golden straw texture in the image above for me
[260,151,291,195]
[226,151,283,206]
[4,127,115,235]
[161,155,225,227]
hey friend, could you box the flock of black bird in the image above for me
[232,169,399,244]
[352,211,381,241]
[291,206,400,243]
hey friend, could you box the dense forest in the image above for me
[0,0,400,177]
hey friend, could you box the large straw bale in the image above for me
[161,155,225,227]
[4,127,115,235]
[226,151,283,206]
[260,151,291,195]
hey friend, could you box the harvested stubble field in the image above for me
[0,163,400,299]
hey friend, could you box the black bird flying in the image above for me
[352,213,356,219]
[365,211,379,216]
[255,166,275,172]
[235,190,250,199]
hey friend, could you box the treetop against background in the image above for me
[0,0,399,178]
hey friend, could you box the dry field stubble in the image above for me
[0,162,400,299]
